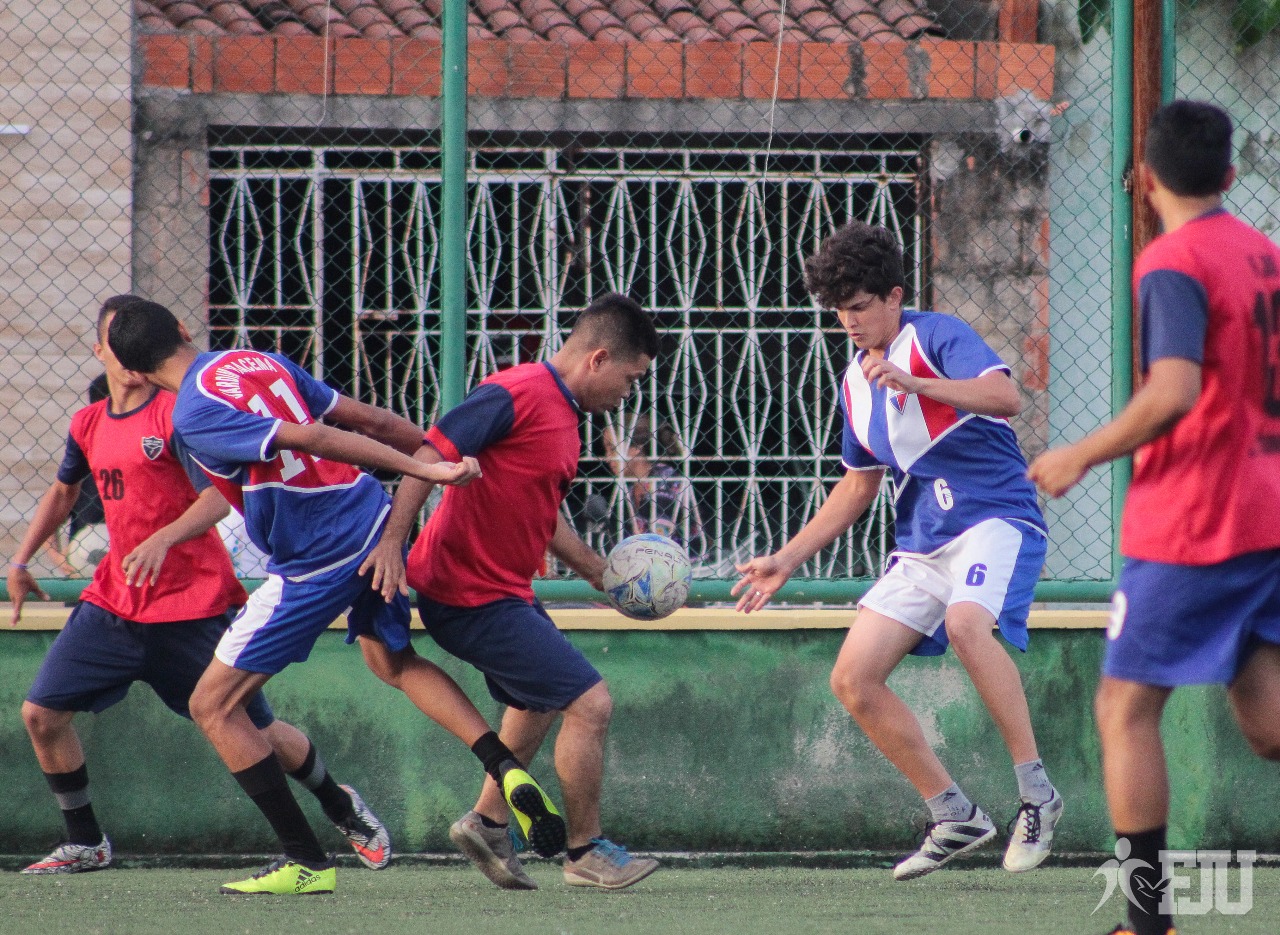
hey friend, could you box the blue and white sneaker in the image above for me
[563,838,659,890]
[892,806,997,880]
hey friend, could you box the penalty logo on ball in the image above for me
[602,534,692,620]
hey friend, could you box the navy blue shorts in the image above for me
[27,600,275,728]
[418,595,602,713]
[216,549,412,675]
[1105,549,1280,686]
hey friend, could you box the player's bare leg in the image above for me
[191,660,333,893]
[945,601,1061,871]
[830,610,952,795]
[1228,642,1280,759]
[832,609,995,879]
[21,703,83,773]
[20,704,112,874]
[944,602,1038,763]
[551,681,612,847]
[360,637,565,857]
[358,638,492,745]
[468,682,610,845]
[1095,677,1173,933]
[1095,678,1172,830]
[189,660,275,770]
[259,719,311,771]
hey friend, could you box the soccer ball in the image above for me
[602,534,692,620]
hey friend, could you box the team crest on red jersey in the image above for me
[140,436,165,460]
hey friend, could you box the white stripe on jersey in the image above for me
[242,476,370,495]
[847,322,981,473]
[216,574,285,669]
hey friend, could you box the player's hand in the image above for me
[1027,445,1090,498]
[860,356,922,395]
[731,554,792,614]
[8,566,49,627]
[123,533,174,587]
[358,538,409,603]
[417,456,482,487]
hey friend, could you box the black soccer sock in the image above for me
[1118,826,1171,935]
[566,842,598,861]
[233,753,328,866]
[479,814,508,830]
[44,764,103,846]
[471,731,521,783]
[286,741,353,824]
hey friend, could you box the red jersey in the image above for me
[58,390,247,622]
[1122,209,1280,564]
[408,363,582,606]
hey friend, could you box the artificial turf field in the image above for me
[0,861,1274,935]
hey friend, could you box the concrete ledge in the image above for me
[7,604,1108,631]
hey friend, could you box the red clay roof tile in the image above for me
[138,0,938,42]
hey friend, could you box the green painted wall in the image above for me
[0,629,1273,855]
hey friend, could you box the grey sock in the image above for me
[925,783,974,822]
[1014,759,1055,803]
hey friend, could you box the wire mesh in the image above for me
[0,0,1154,598]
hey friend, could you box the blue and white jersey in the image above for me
[172,349,391,581]
[840,310,1045,555]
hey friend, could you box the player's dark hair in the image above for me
[86,373,109,404]
[570,292,660,360]
[95,294,148,341]
[1145,100,1233,196]
[804,222,905,308]
[106,298,185,373]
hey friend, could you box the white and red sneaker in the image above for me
[334,785,391,870]
[22,837,112,874]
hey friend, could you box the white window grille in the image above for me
[208,140,922,581]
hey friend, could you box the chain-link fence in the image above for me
[9,0,1237,602]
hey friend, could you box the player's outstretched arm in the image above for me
[359,442,445,602]
[326,396,426,456]
[860,357,1022,418]
[549,513,606,592]
[121,487,231,587]
[272,421,481,487]
[8,480,80,626]
[733,468,884,613]
[1028,357,1201,498]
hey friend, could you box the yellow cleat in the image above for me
[501,767,566,858]
[219,857,335,895]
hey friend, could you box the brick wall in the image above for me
[138,34,1054,101]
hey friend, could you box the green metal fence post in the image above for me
[1111,0,1135,585]
[1161,0,1176,101]
[440,0,468,410]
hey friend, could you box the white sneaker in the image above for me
[22,837,112,874]
[893,806,996,881]
[450,811,537,890]
[1003,792,1064,872]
